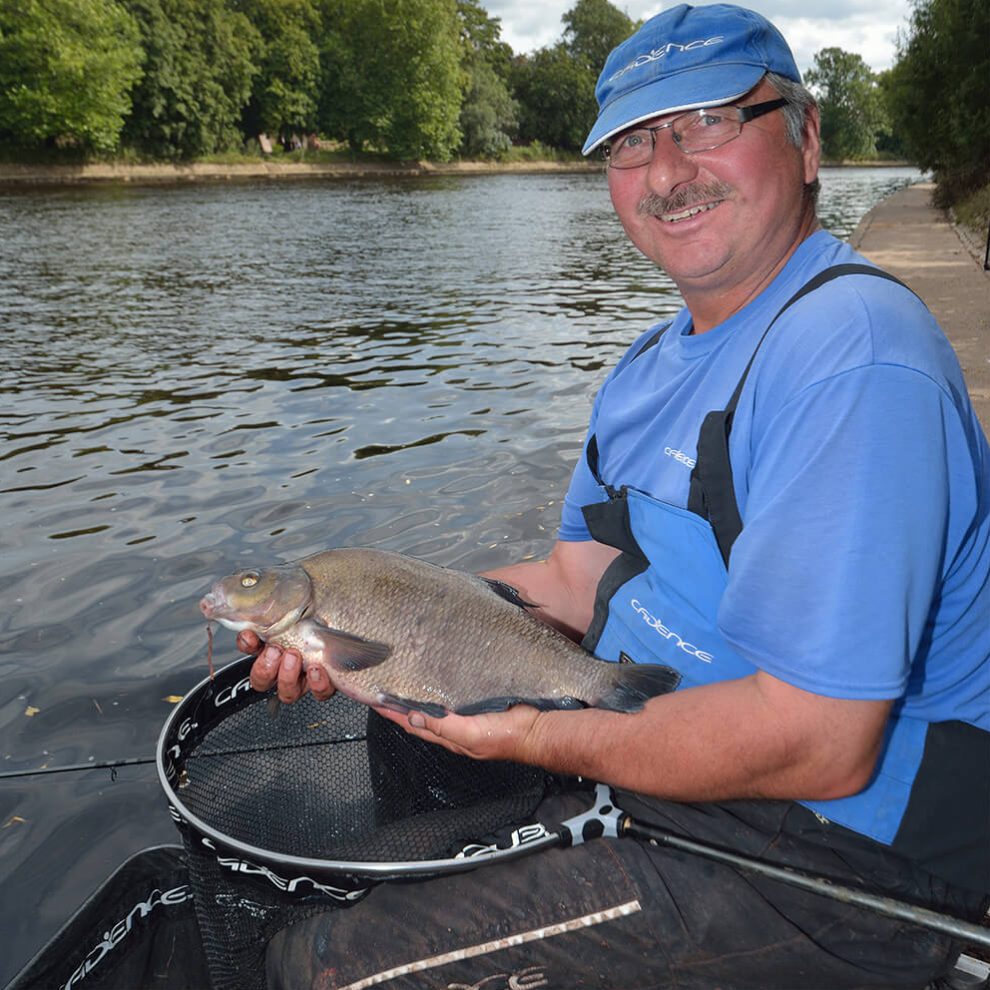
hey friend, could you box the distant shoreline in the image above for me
[0,158,915,187]
[0,159,600,186]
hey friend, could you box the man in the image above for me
[248,5,990,987]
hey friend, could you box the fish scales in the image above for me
[200,548,680,717]
[302,550,591,704]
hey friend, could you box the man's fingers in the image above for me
[372,707,474,757]
[277,650,304,703]
[248,644,335,703]
[249,644,282,693]
[306,664,334,701]
[237,630,262,655]
[374,705,542,763]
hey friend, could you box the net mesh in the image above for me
[167,680,552,990]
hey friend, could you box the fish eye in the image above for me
[240,572,260,588]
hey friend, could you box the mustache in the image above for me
[637,182,733,217]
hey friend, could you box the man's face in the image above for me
[606,81,820,306]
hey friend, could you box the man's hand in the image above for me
[373,704,543,763]
[238,630,335,702]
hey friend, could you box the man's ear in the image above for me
[802,103,822,185]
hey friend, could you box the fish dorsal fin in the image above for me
[481,577,537,610]
[309,620,392,672]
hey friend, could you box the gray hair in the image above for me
[765,71,820,205]
[765,72,817,147]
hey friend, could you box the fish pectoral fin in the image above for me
[379,695,448,719]
[480,577,538,610]
[455,696,586,715]
[309,621,392,672]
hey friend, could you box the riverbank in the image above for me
[0,157,914,186]
[852,181,990,432]
[0,158,602,185]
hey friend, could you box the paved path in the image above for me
[851,182,990,432]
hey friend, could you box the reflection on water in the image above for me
[0,165,919,981]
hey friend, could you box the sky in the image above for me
[480,0,915,75]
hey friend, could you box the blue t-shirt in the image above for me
[562,230,990,729]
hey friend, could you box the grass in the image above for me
[0,138,590,169]
[201,140,390,165]
[501,141,585,164]
[950,182,990,240]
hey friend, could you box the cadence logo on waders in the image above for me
[630,599,714,662]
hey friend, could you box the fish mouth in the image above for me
[198,592,309,637]
[199,589,252,631]
[199,591,221,619]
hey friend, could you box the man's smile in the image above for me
[636,182,733,226]
[659,200,724,223]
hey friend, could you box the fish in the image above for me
[199,547,680,717]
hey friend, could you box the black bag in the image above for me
[7,845,210,990]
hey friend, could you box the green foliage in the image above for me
[235,0,321,138]
[510,43,598,152]
[871,73,909,161]
[121,0,260,159]
[457,0,512,79]
[508,0,633,154]
[950,182,990,239]
[0,0,647,162]
[456,0,516,159]
[805,48,886,161]
[884,0,990,202]
[562,0,636,72]
[503,140,584,163]
[459,58,517,158]
[0,0,143,152]
[319,0,462,161]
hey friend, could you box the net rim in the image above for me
[156,656,562,882]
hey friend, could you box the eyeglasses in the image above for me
[602,98,788,169]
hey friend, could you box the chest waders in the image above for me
[579,264,990,893]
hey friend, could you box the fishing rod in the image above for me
[0,756,158,780]
[0,733,372,781]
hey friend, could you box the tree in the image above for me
[456,0,512,79]
[510,43,597,151]
[456,0,517,158]
[509,0,633,151]
[0,0,143,153]
[883,0,990,201]
[562,0,636,73]
[871,69,908,160]
[805,48,886,161]
[319,0,462,161]
[459,58,517,158]
[121,0,260,159]
[236,0,321,140]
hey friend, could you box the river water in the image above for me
[0,165,920,982]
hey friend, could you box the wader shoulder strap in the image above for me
[687,264,918,568]
[585,321,673,494]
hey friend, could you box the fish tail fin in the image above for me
[596,663,681,713]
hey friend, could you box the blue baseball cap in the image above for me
[582,3,802,156]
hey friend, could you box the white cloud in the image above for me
[481,0,913,72]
